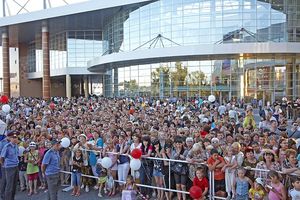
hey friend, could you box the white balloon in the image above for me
[296,138,300,149]
[18,146,25,156]
[61,137,70,148]
[130,159,141,171]
[208,95,216,103]
[101,157,112,169]
[2,104,10,113]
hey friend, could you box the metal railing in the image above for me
[60,149,299,200]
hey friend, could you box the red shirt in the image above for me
[193,176,209,192]
[207,156,225,180]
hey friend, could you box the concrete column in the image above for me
[84,75,89,98]
[42,22,51,100]
[286,59,294,99]
[102,75,106,97]
[66,74,71,98]
[2,32,10,97]
[113,68,118,97]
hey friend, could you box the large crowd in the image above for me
[1,96,300,200]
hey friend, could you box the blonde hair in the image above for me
[192,143,201,152]
[232,142,241,150]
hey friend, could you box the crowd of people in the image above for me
[0,96,300,200]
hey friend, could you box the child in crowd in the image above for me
[97,166,108,197]
[232,167,253,200]
[71,149,83,196]
[122,175,138,200]
[265,170,286,200]
[249,178,266,200]
[106,170,115,197]
[289,176,300,200]
[18,148,28,192]
[222,146,237,199]
[25,142,40,196]
[192,166,209,200]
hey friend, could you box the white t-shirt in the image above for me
[130,143,142,152]
[289,188,300,200]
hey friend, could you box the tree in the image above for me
[171,62,188,87]
[189,70,207,86]
[151,65,170,96]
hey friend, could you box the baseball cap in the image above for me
[51,139,61,145]
[7,131,19,138]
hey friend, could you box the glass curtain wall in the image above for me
[28,30,103,72]
[104,56,300,104]
[102,0,300,54]
[67,31,103,67]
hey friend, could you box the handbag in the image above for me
[171,162,187,175]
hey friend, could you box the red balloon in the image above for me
[131,148,142,159]
[49,102,55,110]
[0,95,9,104]
[189,186,202,199]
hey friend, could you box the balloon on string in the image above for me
[61,137,70,148]
[18,146,25,156]
[0,95,9,104]
[131,148,142,159]
[101,157,112,169]
[49,102,55,110]
[130,159,141,171]
[189,186,202,199]
[2,104,10,113]
[208,95,216,103]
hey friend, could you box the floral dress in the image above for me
[255,161,281,184]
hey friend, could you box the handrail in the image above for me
[62,147,300,199]
[73,148,300,177]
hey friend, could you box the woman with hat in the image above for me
[255,149,281,184]
[243,105,256,129]
[73,134,92,193]
[25,141,40,195]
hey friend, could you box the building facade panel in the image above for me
[102,0,299,54]
[91,0,300,103]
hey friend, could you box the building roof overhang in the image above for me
[0,0,155,45]
[87,42,300,72]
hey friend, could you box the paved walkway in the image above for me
[15,186,121,200]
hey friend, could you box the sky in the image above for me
[0,0,89,17]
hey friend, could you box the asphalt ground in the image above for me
[15,186,121,200]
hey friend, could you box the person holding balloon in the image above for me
[103,138,118,196]
[191,166,208,200]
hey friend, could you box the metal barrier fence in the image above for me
[60,149,298,200]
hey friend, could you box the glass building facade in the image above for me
[28,30,102,72]
[99,0,300,103]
